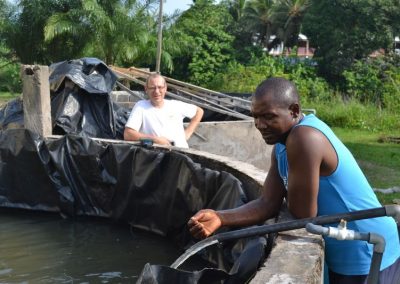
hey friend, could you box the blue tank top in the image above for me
[275,114,400,275]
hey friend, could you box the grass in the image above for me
[333,127,400,204]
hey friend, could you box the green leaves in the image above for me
[303,0,400,82]
[171,1,234,85]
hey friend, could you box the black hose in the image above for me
[171,205,398,269]
[216,207,387,242]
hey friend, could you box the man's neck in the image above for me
[150,100,164,108]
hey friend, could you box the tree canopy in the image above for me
[1,0,399,88]
[303,0,400,82]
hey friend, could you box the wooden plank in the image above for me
[112,66,252,105]
[111,66,252,120]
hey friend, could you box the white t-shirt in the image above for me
[125,99,198,148]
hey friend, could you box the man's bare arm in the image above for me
[188,148,286,239]
[185,107,204,140]
[285,126,328,218]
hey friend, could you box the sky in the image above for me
[163,0,194,15]
[163,0,221,15]
[6,1,214,15]
[6,0,218,16]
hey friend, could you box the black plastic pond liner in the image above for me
[49,57,125,139]
[0,128,269,283]
[0,58,128,139]
[0,97,24,130]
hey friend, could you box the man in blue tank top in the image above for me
[188,77,400,283]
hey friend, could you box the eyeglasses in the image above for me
[147,85,166,92]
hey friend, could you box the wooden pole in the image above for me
[21,65,52,137]
[155,0,164,74]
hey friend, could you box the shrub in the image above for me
[381,70,400,112]
[343,55,400,109]
[309,99,400,131]
[0,59,21,93]
[205,55,399,132]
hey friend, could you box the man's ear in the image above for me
[289,103,300,118]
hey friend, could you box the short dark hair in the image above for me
[254,77,300,108]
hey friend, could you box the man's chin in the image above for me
[263,137,277,145]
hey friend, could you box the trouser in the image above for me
[328,257,400,284]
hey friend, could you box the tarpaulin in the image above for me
[0,128,269,283]
[49,57,125,139]
[0,97,24,130]
[0,58,128,138]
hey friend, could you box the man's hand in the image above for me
[124,127,173,146]
[153,136,172,146]
[188,209,222,239]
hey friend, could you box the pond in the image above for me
[0,209,206,283]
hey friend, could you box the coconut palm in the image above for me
[273,0,310,48]
[242,0,276,49]
[224,0,247,22]
[44,0,170,67]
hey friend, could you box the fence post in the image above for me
[21,65,52,137]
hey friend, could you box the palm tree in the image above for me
[44,0,157,66]
[224,0,247,22]
[273,0,310,49]
[242,0,276,49]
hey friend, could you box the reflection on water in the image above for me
[0,209,200,283]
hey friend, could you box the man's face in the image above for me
[146,76,166,107]
[251,95,295,145]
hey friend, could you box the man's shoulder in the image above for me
[290,124,324,142]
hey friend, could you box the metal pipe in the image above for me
[367,233,386,284]
[385,204,400,222]
[305,223,386,284]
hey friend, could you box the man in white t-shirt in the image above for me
[124,74,204,148]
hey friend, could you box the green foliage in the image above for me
[207,56,284,93]
[207,53,399,131]
[188,27,234,85]
[3,0,84,64]
[382,70,400,112]
[207,55,331,102]
[44,0,159,66]
[343,55,400,109]
[310,99,400,132]
[343,61,383,104]
[271,0,311,48]
[0,62,21,93]
[241,0,276,48]
[0,43,21,93]
[283,58,331,103]
[303,0,400,83]
[172,1,235,84]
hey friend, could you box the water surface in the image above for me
[0,209,202,283]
